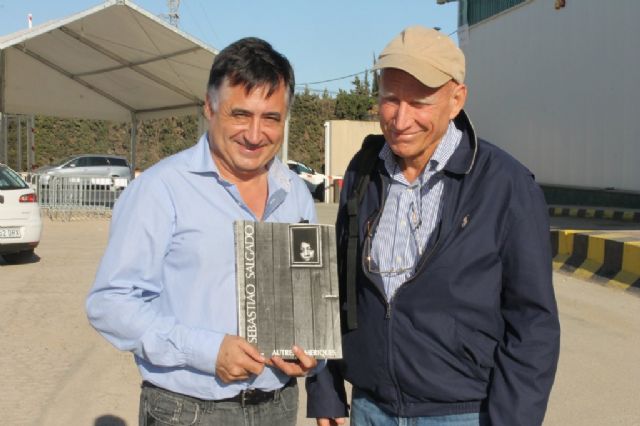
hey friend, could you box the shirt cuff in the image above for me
[184,328,225,374]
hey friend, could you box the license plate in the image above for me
[0,227,22,239]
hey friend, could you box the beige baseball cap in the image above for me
[373,26,465,87]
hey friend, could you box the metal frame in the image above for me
[58,26,202,105]
[0,49,5,164]
[16,46,135,112]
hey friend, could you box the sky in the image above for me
[0,0,459,95]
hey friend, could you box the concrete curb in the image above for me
[549,206,640,222]
[551,230,640,293]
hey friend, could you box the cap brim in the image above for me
[373,54,452,88]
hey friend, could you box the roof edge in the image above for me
[0,0,218,54]
[0,1,117,50]
[122,0,218,55]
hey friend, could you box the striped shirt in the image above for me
[370,121,462,299]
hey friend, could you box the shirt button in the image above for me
[396,256,402,263]
[400,220,406,227]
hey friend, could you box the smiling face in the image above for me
[205,78,288,182]
[378,68,466,174]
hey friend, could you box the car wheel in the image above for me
[2,249,36,264]
[313,185,324,202]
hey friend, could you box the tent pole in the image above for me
[28,115,35,171]
[0,113,5,165]
[17,115,22,171]
[324,121,331,204]
[26,116,31,171]
[0,50,6,164]
[130,113,138,178]
[281,116,289,163]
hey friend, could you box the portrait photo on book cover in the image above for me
[289,225,322,267]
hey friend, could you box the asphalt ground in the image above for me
[0,203,638,425]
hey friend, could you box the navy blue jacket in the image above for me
[306,111,560,425]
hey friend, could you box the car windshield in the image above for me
[51,156,77,167]
[0,166,29,190]
[290,162,313,174]
[299,163,314,174]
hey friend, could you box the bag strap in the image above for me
[345,134,385,330]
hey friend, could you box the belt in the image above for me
[142,378,296,407]
[218,378,296,406]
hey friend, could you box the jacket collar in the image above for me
[442,109,478,176]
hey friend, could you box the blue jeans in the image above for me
[351,389,489,426]
[138,381,298,426]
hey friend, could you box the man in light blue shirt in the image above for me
[86,37,318,426]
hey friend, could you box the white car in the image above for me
[34,154,132,186]
[0,164,42,263]
[287,160,327,201]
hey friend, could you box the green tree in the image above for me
[2,73,377,176]
[288,88,335,171]
[334,74,375,121]
[371,53,380,98]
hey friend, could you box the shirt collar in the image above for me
[431,120,462,173]
[186,132,292,193]
[379,120,462,184]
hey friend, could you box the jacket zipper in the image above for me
[384,223,443,319]
[382,186,446,413]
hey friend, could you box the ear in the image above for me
[204,95,214,120]
[448,83,467,119]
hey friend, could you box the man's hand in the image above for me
[317,418,346,426]
[270,345,318,377]
[215,335,265,383]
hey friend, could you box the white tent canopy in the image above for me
[0,0,217,170]
[0,0,216,122]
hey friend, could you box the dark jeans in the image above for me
[139,382,298,426]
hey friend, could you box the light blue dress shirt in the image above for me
[86,133,317,400]
[370,121,461,299]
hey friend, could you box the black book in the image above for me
[234,221,342,359]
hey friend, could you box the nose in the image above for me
[393,101,412,131]
[244,118,263,146]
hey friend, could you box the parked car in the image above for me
[287,160,327,201]
[0,164,42,263]
[34,154,132,185]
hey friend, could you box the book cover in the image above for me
[234,221,342,359]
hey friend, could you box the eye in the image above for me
[229,110,251,125]
[411,101,431,109]
[232,111,250,118]
[381,96,399,105]
[263,114,282,123]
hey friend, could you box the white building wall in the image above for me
[323,120,380,203]
[461,0,639,192]
[325,120,381,178]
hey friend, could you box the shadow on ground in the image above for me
[95,415,127,426]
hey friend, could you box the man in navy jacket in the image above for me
[306,26,560,426]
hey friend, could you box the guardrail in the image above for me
[26,174,129,220]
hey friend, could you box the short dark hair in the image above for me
[207,37,295,108]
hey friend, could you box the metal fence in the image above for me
[25,174,129,220]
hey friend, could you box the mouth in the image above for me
[238,141,269,153]
[389,131,417,142]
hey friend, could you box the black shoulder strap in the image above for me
[345,134,385,330]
